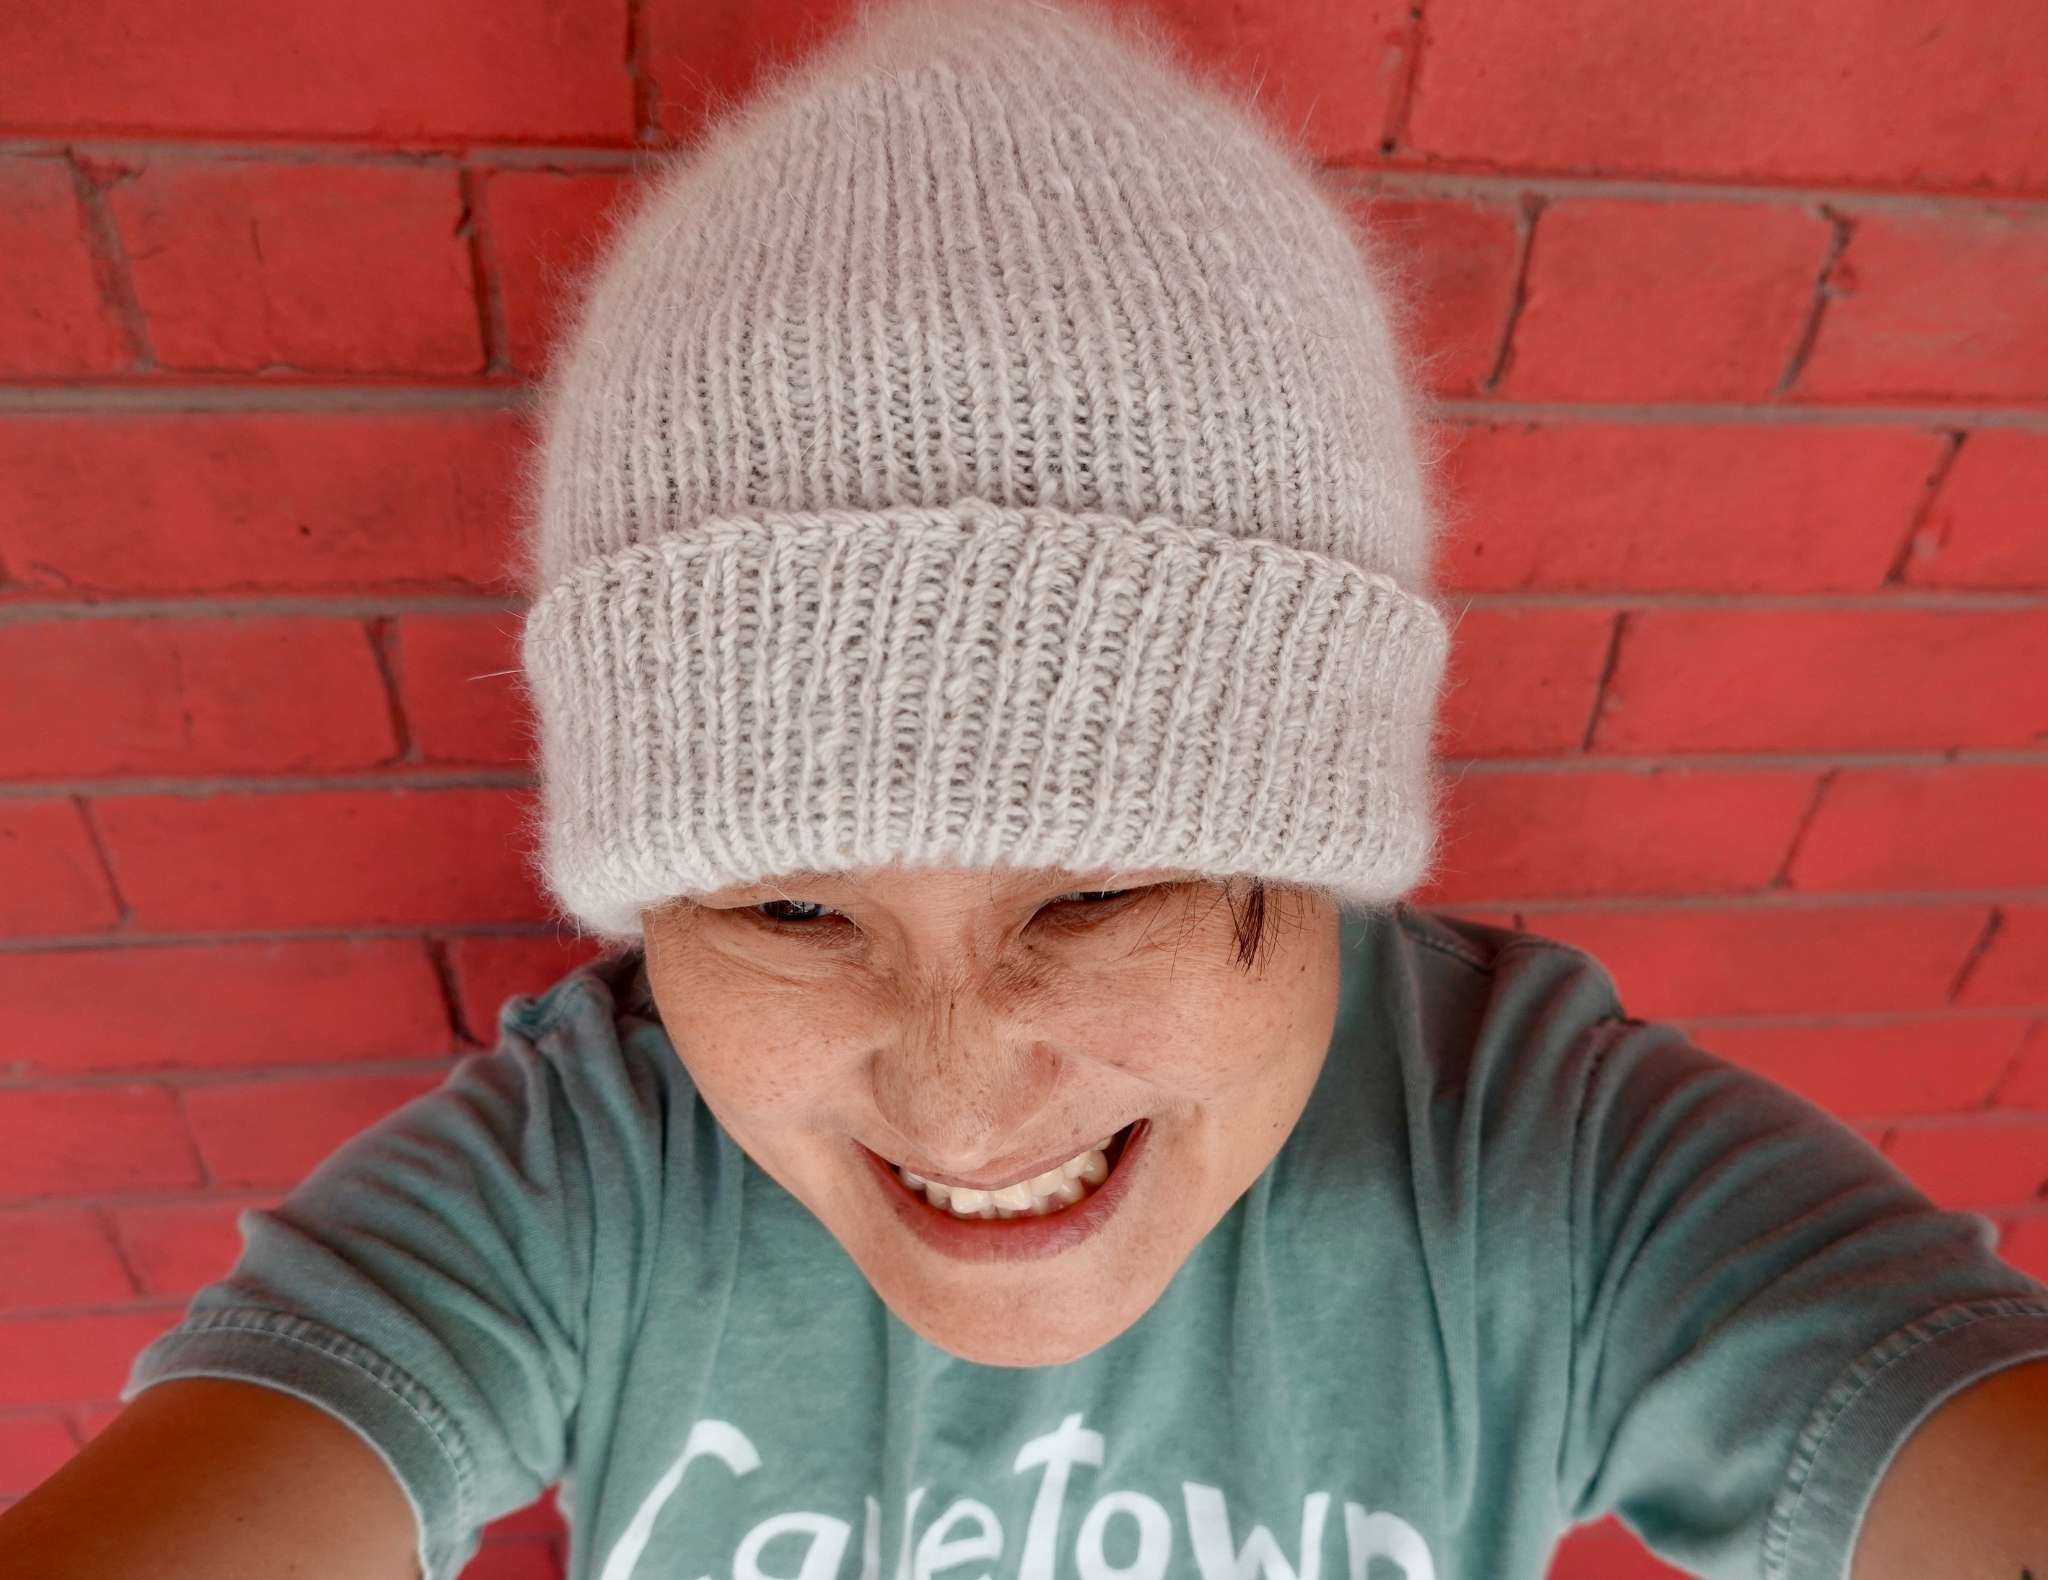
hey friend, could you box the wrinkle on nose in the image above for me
[867,978,1061,1170]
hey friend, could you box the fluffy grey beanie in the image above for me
[516,0,1452,946]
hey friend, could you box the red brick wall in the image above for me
[1,3,2043,1577]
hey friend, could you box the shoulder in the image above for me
[482,945,688,1117]
[1372,903,1627,1065]
[1386,901,1621,998]
[493,946,657,1041]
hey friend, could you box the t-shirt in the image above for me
[120,902,2048,1580]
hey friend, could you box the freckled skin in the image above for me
[640,866,1342,1368]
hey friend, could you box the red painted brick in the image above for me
[1788,765,2048,893]
[0,940,449,1076]
[1883,1121,2048,1210]
[109,161,480,375]
[0,0,629,143]
[462,1540,563,1580]
[1954,909,2047,1013]
[1903,432,2048,591]
[111,1195,282,1298]
[1793,208,2048,404]
[1694,1017,2024,1122]
[449,934,610,1045]
[639,0,856,143]
[0,1209,135,1315]
[0,1087,200,1201]
[1351,193,1519,396]
[486,169,638,374]
[1149,0,1412,163]
[1497,200,1829,402]
[1996,1021,2048,1108]
[643,0,1409,159]
[0,1413,78,1497]
[184,1072,447,1188]
[1418,767,1815,904]
[488,1499,569,1541]
[0,616,395,780]
[1402,0,2048,192]
[2000,1218,2048,1284]
[0,799,119,937]
[1435,605,1612,757]
[73,1404,122,1442]
[0,155,125,376]
[1547,1516,1690,1580]
[0,1311,187,1410]
[92,787,549,933]
[1516,904,1989,1019]
[397,611,533,766]
[0,411,526,599]
[1591,607,2048,754]
[1436,422,1945,594]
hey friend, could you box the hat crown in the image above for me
[529,0,1434,598]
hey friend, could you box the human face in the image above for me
[639,864,1342,1368]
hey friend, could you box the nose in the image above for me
[867,978,1062,1175]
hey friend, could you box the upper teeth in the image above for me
[899,1136,1115,1220]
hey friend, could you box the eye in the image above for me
[751,898,844,927]
[1040,885,1162,925]
[745,886,1154,935]
[1053,888,1133,907]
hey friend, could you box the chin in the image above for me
[870,1255,1166,1368]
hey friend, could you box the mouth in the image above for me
[858,1120,1148,1264]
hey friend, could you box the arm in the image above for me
[0,1376,420,1580]
[92,973,646,1580]
[1546,1000,2048,1579]
[1849,1356,2048,1580]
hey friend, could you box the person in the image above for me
[6,1,2045,1577]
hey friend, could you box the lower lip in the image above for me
[860,1121,1150,1264]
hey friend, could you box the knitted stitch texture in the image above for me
[516,0,1453,945]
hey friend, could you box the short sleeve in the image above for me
[1557,1011,2048,1580]
[119,992,606,1580]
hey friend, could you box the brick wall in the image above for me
[1,3,2043,1577]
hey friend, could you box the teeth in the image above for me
[898,1141,1113,1222]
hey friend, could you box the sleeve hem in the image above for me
[119,1306,478,1580]
[1763,1296,2048,1580]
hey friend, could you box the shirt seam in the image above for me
[1399,922,1494,973]
[1761,1298,2048,1580]
[1558,1014,1624,1523]
[146,1307,477,1539]
[1395,911,1617,985]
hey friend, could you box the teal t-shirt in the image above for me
[120,902,2048,1580]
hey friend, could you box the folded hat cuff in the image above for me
[518,496,1451,945]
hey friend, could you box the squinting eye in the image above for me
[753,898,843,926]
[748,886,1149,934]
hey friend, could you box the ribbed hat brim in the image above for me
[519,496,1449,943]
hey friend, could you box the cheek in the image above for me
[663,1000,871,1134]
[1063,987,1272,1094]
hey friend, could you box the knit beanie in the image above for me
[515,0,1453,947]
